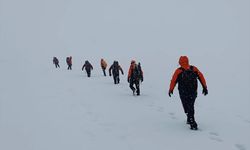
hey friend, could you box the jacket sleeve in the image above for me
[193,66,207,89]
[104,61,107,68]
[169,69,182,92]
[109,65,112,75]
[119,66,124,74]
[82,64,85,70]
[127,66,132,78]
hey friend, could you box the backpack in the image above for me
[53,57,58,64]
[66,57,70,63]
[85,62,92,71]
[112,61,119,75]
[177,66,198,94]
[132,64,142,80]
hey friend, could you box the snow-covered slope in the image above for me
[0,0,250,150]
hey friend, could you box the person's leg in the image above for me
[117,76,120,84]
[113,75,117,84]
[129,80,135,94]
[180,95,189,114]
[180,95,192,124]
[186,96,197,129]
[87,71,91,77]
[103,69,106,76]
[135,80,140,95]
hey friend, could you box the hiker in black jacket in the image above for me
[53,57,60,68]
[82,60,93,77]
[109,61,124,84]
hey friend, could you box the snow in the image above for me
[0,0,250,150]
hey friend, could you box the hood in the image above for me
[179,56,189,69]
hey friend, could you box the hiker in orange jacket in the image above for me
[128,60,143,95]
[100,58,108,76]
[169,56,208,130]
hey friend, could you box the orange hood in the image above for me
[179,56,190,69]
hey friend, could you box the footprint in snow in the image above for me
[244,120,250,124]
[235,144,247,150]
[157,107,164,112]
[147,102,155,108]
[168,112,177,120]
[209,132,223,142]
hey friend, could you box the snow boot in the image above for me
[186,116,191,124]
[132,89,135,95]
[189,118,198,130]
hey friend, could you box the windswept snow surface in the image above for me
[0,0,250,150]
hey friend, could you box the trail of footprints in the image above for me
[209,132,223,142]
[79,99,249,150]
[147,102,248,150]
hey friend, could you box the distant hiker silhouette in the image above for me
[66,56,72,70]
[169,56,208,130]
[53,57,60,68]
[100,58,108,76]
[127,60,143,96]
[109,61,124,84]
[82,60,93,77]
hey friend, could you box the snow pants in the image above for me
[113,74,120,84]
[179,94,197,120]
[129,79,140,95]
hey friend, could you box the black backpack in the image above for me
[66,57,69,63]
[53,57,58,63]
[112,61,119,75]
[132,64,142,80]
[85,62,92,70]
[177,66,198,94]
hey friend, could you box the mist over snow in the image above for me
[0,0,250,150]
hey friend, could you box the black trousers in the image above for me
[67,64,72,70]
[113,75,120,84]
[129,79,140,95]
[86,70,91,77]
[55,64,60,68]
[102,68,106,76]
[179,94,197,119]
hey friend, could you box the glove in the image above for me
[202,88,208,96]
[127,77,130,83]
[168,90,173,97]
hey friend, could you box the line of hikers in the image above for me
[53,57,144,96]
[53,56,208,130]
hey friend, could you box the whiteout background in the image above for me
[0,0,250,150]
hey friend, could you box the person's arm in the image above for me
[82,64,85,71]
[109,65,113,76]
[169,69,182,96]
[119,66,124,75]
[193,66,208,95]
[193,66,207,88]
[127,66,132,82]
